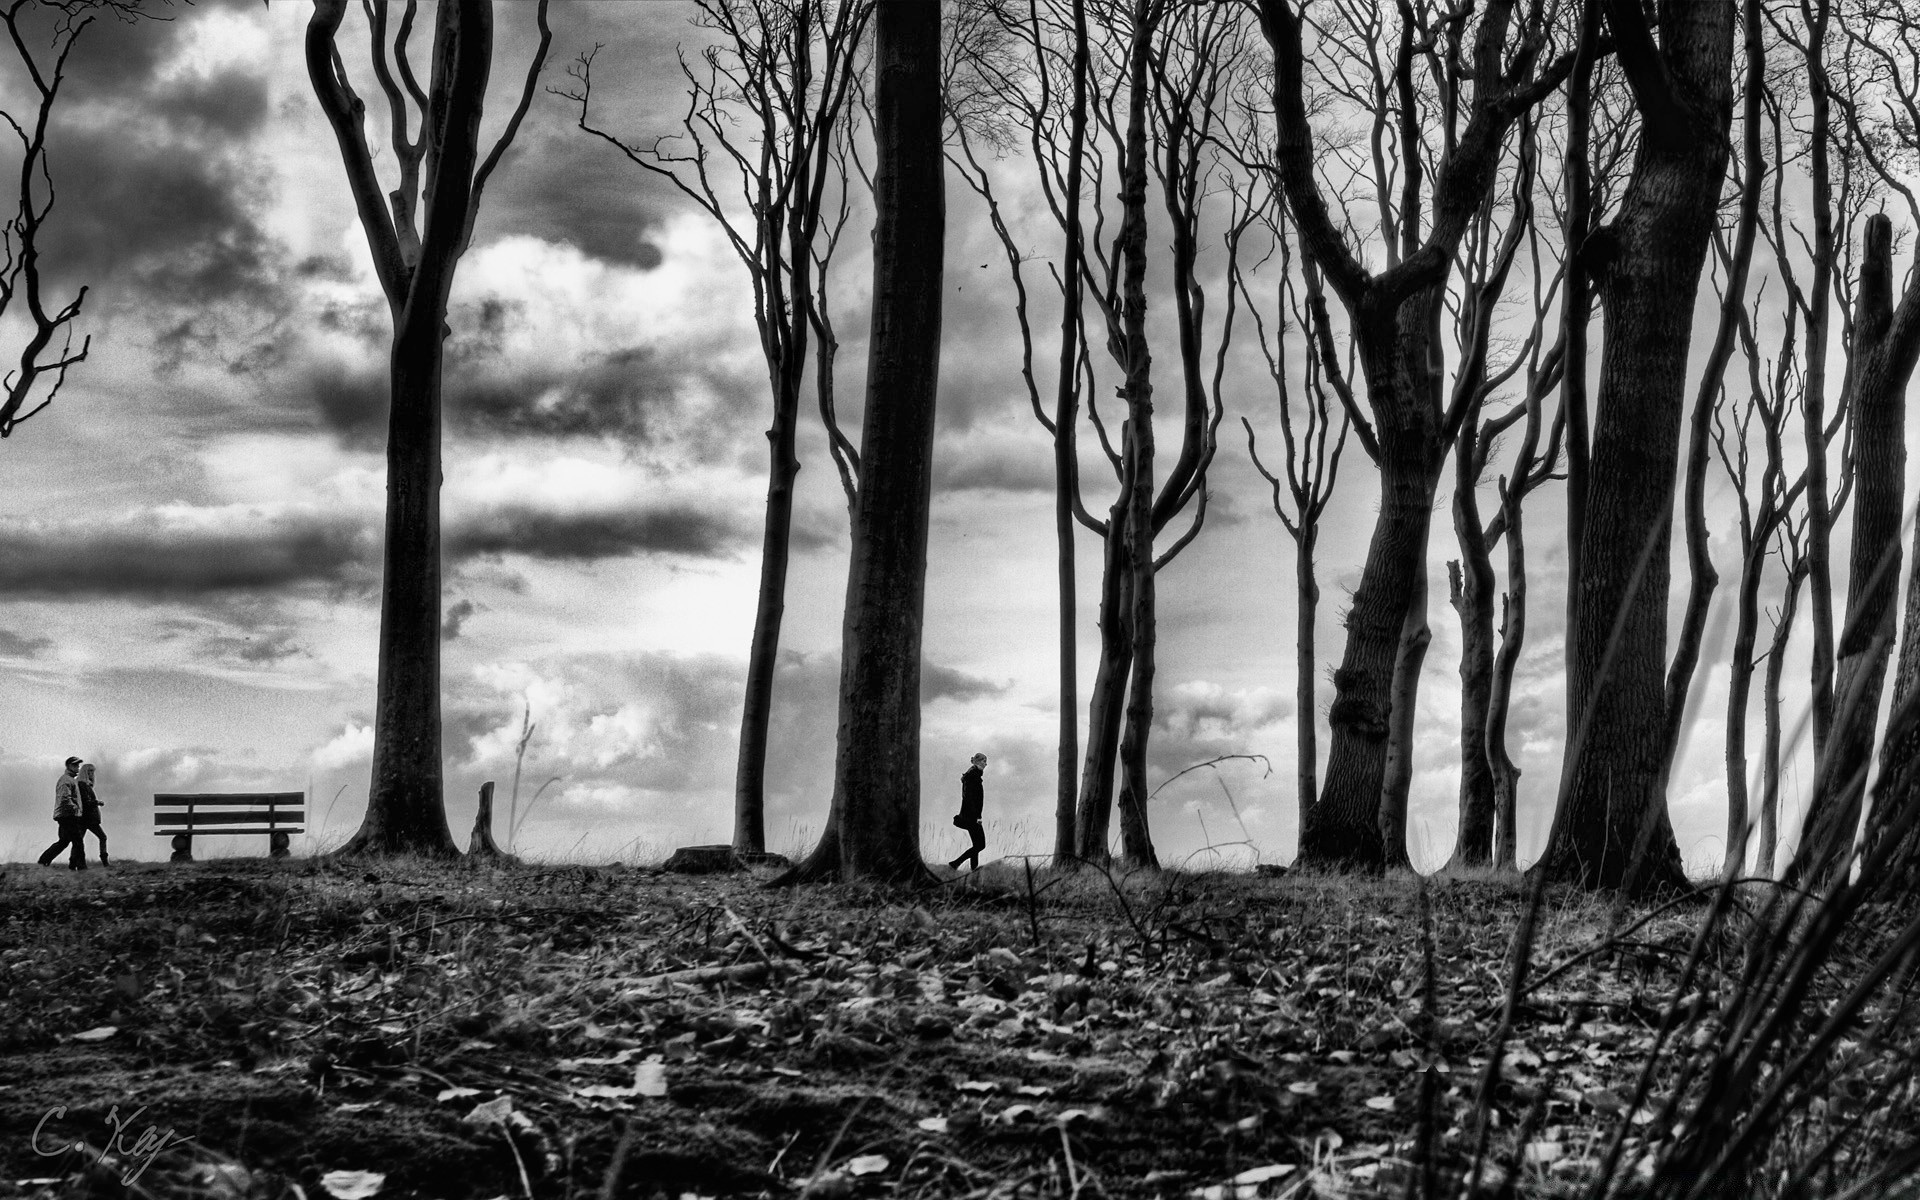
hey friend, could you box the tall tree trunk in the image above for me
[1560,3,1600,732]
[1539,0,1735,895]
[734,383,801,855]
[786,0,943,883]
[1807,213,1918,884]
[308,0,546,857]
[1801,0,1839,764]
[1111,0,1157,871]
[1076,519,1132,866]
[1759,561,1805,879]
[1303,426,1441,870]
[1295,526,1321,826]
[1445,426,1499,870]
[1486,513,1527,872]
[1050,0,1091,868]
[1723,540,1766,880]
[1378,558,1431,871]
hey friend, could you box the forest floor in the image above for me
[0,855,1872,1200]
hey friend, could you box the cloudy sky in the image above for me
[0,0,1853,870]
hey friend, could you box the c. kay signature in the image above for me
[32,1104,188,1186]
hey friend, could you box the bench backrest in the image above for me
[154,793,306,834]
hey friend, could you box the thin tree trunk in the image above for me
[1805,213,1914,885]
[1486,516,1526,872]
[1560,3,1600,732]
[1759,562,1805,879]
[1050,0,1090,868]
[1295,526,1321,824]
[785,0,943,883]
[1802,0,1839,764]
[1378,559,1431,871]
[1539,0,1734,895]
[1724,543,1766,881]
[1445,425,1499,870]
[734,385,801,855]
[1076,519,1131,866]
[1111,0,1157,871]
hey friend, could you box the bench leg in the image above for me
[270,831,291,858]
[170,834,193,863]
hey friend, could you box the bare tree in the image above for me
[561,0,873,858]
[1238,186,1349,838]
[946,0,1092,866]
[1537,0,1736,894]
[784,0,944,883]
[0,0,141,436]
[1443,120,1566,872]
[1254,0,1575,872]
[306,0,551,856]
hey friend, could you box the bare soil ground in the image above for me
[0,856,1824,1199]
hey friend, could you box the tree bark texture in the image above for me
[789,0,944,883]
[1759,561,1805,879]
[1076,518,1132,865]
[1445,431,1499,870]
[734,384,802,854]
[1295,526,1322,829]
[1807,213,1920,884]
[1486,519,1527,872]
[1111,0,1158,871]
[1050,0,1090,868]
[1539,0,1735,893]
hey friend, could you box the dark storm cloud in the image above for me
[0,513,374,598]
[471,126,669,271]
[38,122,276,307]
[300,348,686,448]
[0,629,53,657]
[149,67,271,137]
[444,598,478,642]
[445,503,748,564]
[449,347,676,441]
[29,4,280,310]
[922,663,1010,705]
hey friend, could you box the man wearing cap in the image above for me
[37,756,88,870]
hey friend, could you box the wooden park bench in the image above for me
[155,792,304,862]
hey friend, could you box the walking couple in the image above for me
[38,756,108,870]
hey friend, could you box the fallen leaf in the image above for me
[957,1080,999,1094]
[1524,1141,1564,1165]
[635,1059,668,1098]
[916,1116,950,1133]
[1364,1095,1395,1111]
[1286,1081,1318,1096]
[319,1170,386,1200]
[70,1026,117,1042]
[846,1154,890,1176]
[1192,1163,1299,1200]
[463,1097,516,1127]
[435,1087,482,1102]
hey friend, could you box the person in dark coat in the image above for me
[947,752,987,872]
[38,755,88,870]
[77,762,108,867]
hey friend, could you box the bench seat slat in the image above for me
[154,792,303,808]
[153,827,305,837]
[155,811,306,827]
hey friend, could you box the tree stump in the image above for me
[467,781,517,862]
[663,844,743,874]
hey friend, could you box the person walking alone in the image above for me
[38,756,88,870]
[947,752,987,872]
[77,762,108,867]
